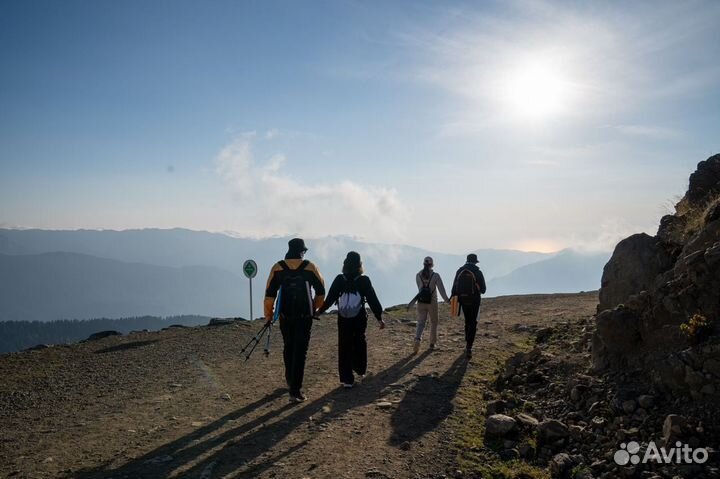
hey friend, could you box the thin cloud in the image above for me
[614,124,684,140]
[215,136,410,243]
[569,218,657,253]
[396,0,720,135]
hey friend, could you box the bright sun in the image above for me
[499,59,574,121]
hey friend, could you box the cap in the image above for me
[423,256,434,266]
[466,253,479,264]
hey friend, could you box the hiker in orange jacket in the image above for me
[264,238,325,403]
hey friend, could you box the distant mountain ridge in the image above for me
[0,228,608,322]
[0,252,244,322]
[487,249,609,296]
[0,228,549,279]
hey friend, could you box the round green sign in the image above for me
[243,259,258,279]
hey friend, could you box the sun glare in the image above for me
[498,59,575,122]
[511,239,562,254]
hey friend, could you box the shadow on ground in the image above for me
[71,350,446,478]
[94,340,161,354]
[389,353,468,447]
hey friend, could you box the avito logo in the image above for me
[614,441,708,465]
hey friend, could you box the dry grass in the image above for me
[664,192,720,243]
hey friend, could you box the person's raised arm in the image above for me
[317,275,341,316]
[436,274,450,302]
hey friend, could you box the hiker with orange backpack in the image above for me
[264,238,325,403]
[317,251,385,388]
[451,253,487,359]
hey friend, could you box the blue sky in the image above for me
[1,0,719,253]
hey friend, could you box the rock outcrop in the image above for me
[597,233,672,312]
[593,154,720,398]
[83,330,122,342]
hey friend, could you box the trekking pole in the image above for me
[241,321,270,360]
[264,289,281,357]
[263,323,272,357]
[244,323,269,361]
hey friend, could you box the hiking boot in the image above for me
[289,391,306,403]
[429,343,435,350]
[465,348,472,359]
[412,341,420,355]
[341,382,354,389]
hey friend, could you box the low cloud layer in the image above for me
[215,133,410,243]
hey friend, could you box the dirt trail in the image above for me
[0,292,597,479]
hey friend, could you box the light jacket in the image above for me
[410,269,450,307]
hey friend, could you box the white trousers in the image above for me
[415,302,439,344]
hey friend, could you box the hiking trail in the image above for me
[1,293,597,479]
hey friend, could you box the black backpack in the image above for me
[278,260,312,317]
[455,268,479,305]
[417,273,435,304]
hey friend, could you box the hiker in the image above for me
[409,256,450,354]
[317,251,385,388]
[264,238,325,403]
[451,253,487,359]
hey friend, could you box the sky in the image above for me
[1,0,719,254]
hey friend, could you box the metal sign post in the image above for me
[243,259,258,320]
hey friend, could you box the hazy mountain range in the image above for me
[0,228,610,322]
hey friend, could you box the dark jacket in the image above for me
[320,274,383,321]
[451,263,487,302]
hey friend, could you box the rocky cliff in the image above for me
[594,154,720,399]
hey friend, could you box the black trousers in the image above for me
[279,315,313,395]
[337,313,368,384]
[460,301,481,350]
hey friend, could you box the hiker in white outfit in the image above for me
[410,256,450,354]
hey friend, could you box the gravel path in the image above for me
[0,292,598,479]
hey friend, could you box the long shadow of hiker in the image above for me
[388,353,468,447]
[94,340,160,354]
[70,387,287,479]
[72,351,432,479]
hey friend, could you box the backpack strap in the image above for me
[279,260,309,271]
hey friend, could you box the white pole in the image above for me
[249,277,254,321]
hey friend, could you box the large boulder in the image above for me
[592,307,641,370]
[538,419,569,442]
[598,233,672,312]
[485,414,517,437]
[549,453,576,478]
